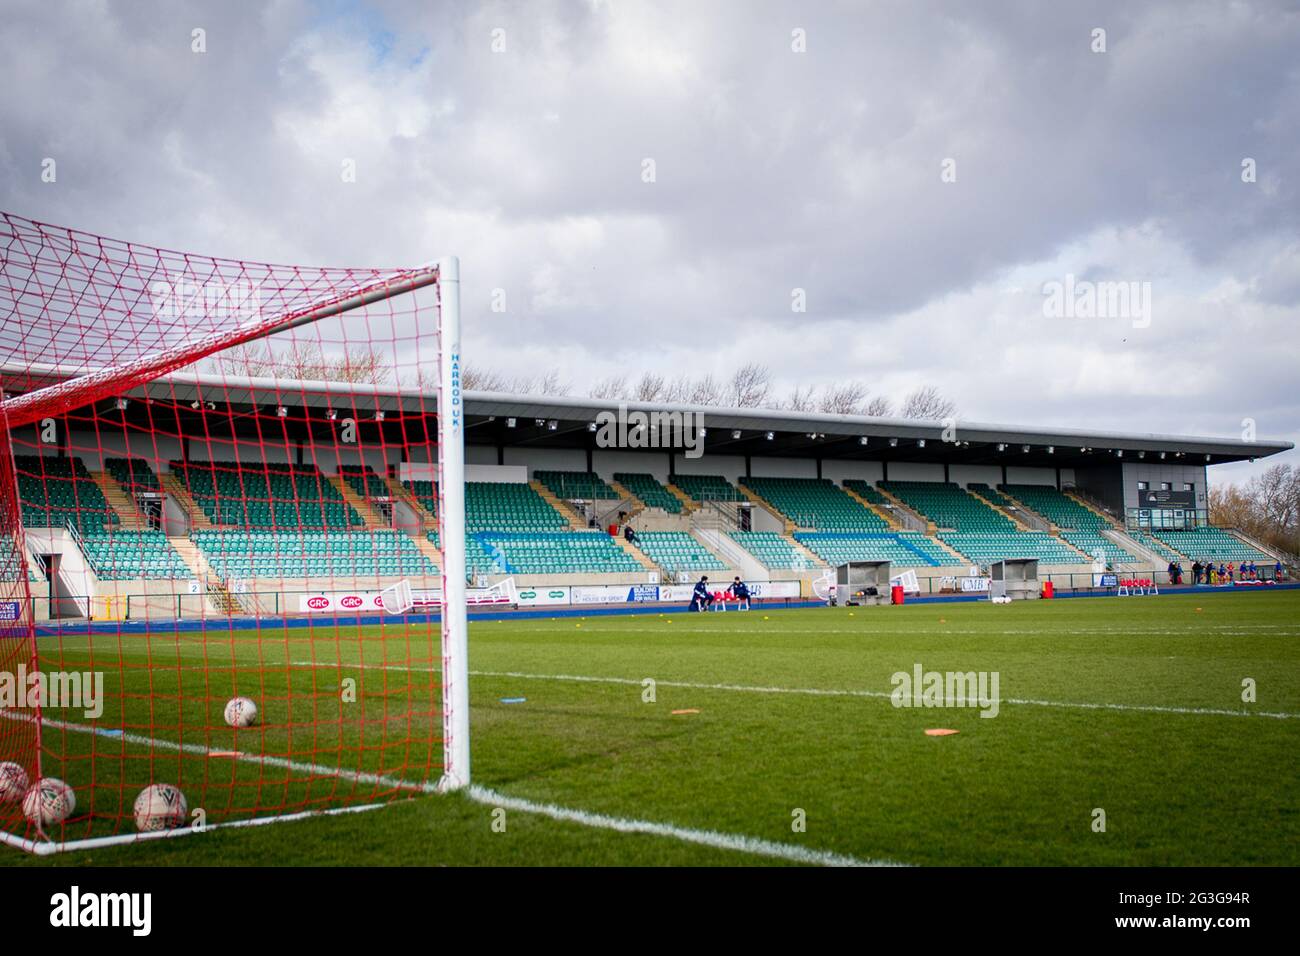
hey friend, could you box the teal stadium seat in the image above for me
[633,531,726,574]
[613,473,683,513]
[670,474,746,502]
[740,477,887,531]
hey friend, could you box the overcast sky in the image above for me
[2,0,1296,485]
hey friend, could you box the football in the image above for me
[22,777,76,826]
[0,762,29,803]
[133,783,188,832]
[224,696,259,728]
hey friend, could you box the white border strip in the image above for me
[466,785,904,867]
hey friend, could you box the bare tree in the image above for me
[590,376,629,400]
[818,381,869,415]
[1210,464,1300,558]
[632,372,665,402]
[689,373,722,406]
[864,395,894,417]
[535,369,571,396]
[211,341,394,384]
[784,384,818,412]
[900,386,957,420]
[727,362,772,408]
[461,363,511,392]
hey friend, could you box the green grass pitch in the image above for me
[3,589,1297,866]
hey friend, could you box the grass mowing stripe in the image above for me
[290,661,1299,720]
[466,785,907,868]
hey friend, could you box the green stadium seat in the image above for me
[613,473,683,513]
[633,531,726,573]
[1000,484,1112,530]
[533,470,619,500]
[670,474,746,502]
[740,477,887,531]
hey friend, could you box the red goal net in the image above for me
[0,212,466,853]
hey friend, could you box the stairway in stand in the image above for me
[168,536,239,614]
[89,472,147,529]
[530,481,589,530]
[329,476,386,530]
[158,473,214,530]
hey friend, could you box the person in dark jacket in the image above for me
[690,575,714,612]
[1191,560,1202,585]
[731,576,751,610]
[1167,561,1179,585]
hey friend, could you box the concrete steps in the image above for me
[158,474,214,530]
[663,483,700,514]
[737,486,796,534]
[90,472,147,529]
[841,485,901,530]
[612,532,659,571]
[329,476,386,530]
[384,476,436,527]
[1063,490,1122,528]
[962,488,1030,531]
[873,486,934,534]
[168,536,237,613]
[531,481,588,530]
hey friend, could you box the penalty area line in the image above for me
[289,661,1298,720]
[465,785,905,867]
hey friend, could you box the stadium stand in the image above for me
[533,470,620,500]
[727,531,810,569]
[633,531,727,573]
[78,530,192,580]
[966,483,1018,511]
[193,529,437,579]
[14,455,118,531]
[939,531,1088,564]
[670,474,746,502]
[338,465,391,501]
[403,479,438,517]
[103,456,162,493]
[1000,484,1111,530]
[171,460,362,529]
[880,480,1014,532]
[465,481,568,533]
[795,531,949,567]
[1127,531,1184,563]
[613,472,683,513]
[1060,531,1139,565]
[841,479,890,505]
[475,530,641,574]
[1151,527,1274,564]
[739,477,887,530]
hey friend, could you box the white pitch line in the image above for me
[0,709,438,795]
[290,661,1299,720]
[465,785,904,867]
[0,709,898,866]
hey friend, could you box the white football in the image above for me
[0,762,29,803]
[22,777,75,825]
[224,696,258,728]
[133,783,188,832]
